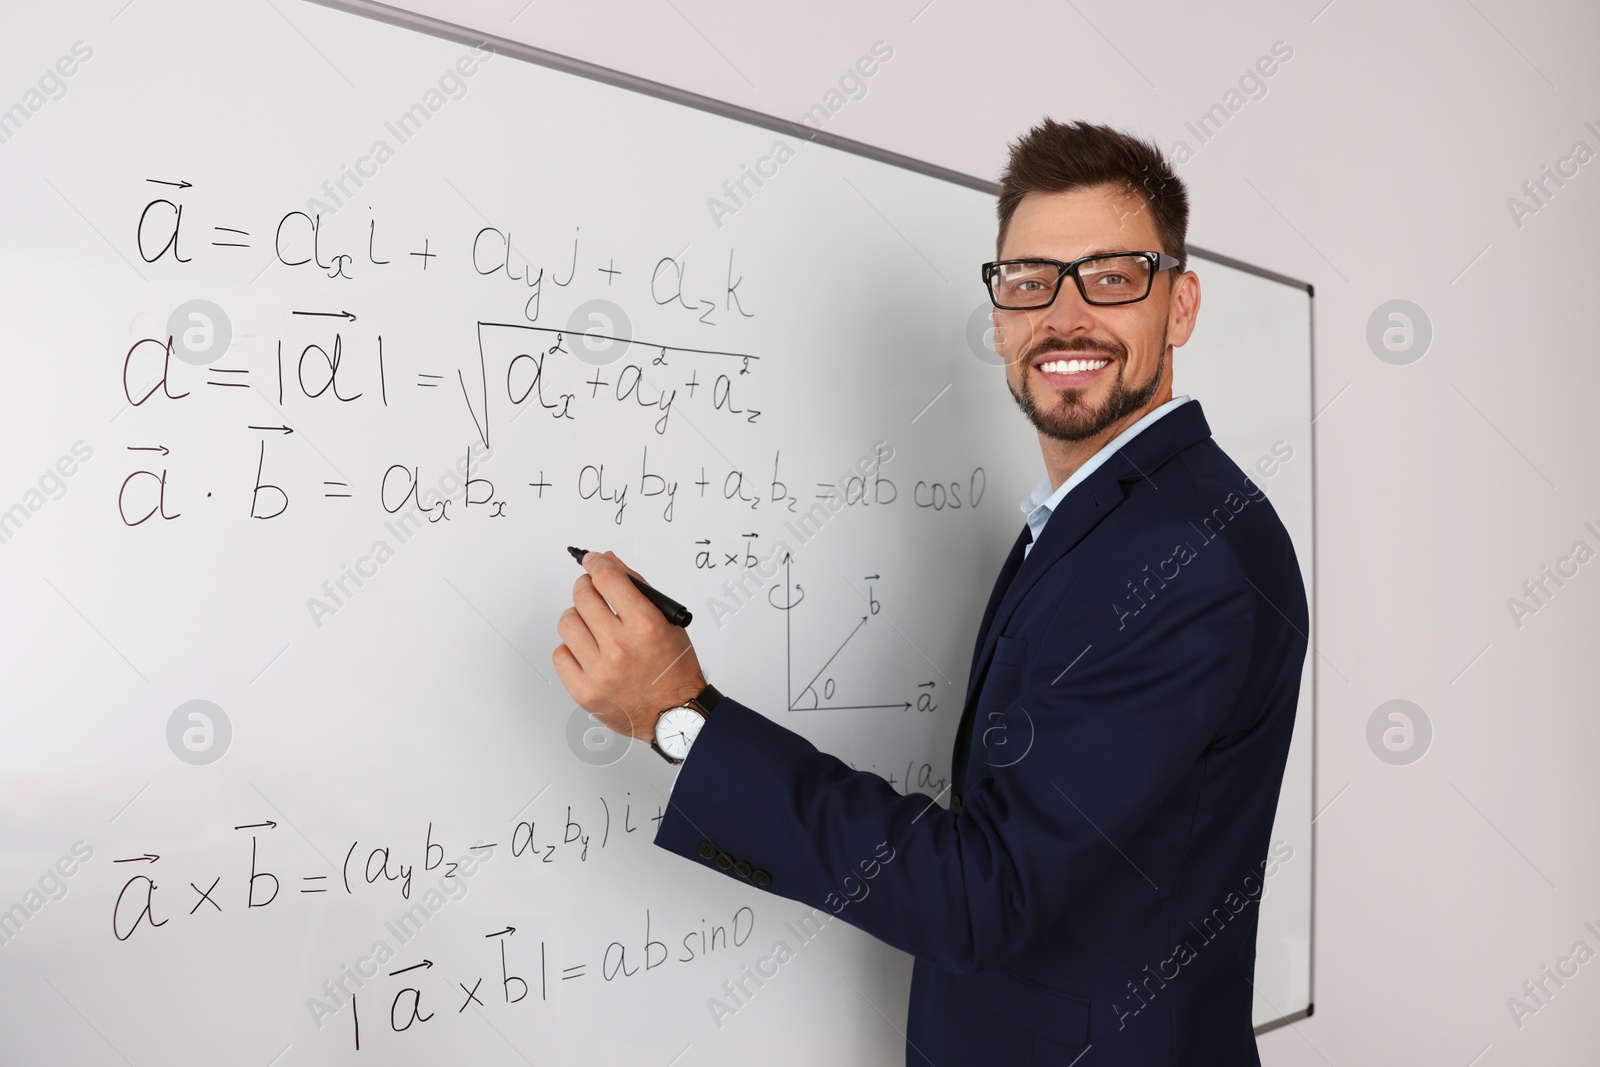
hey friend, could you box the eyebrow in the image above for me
[1001,247,1144,262]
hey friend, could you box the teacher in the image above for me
[553,118,1309,1067]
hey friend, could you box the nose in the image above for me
[1038,278,1101,333]
[1011,281,1099,356]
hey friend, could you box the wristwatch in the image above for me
[651,683,723,765]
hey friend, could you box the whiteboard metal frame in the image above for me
[304,0,1314,297]
[305,0,1318,1036]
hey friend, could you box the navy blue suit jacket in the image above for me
[656,400,1309,1065]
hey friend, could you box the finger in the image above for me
[582,552,654,626]
[577,549,648,584]
[571,574,623,639]
[603,550,648,584]
[556,605,600,666]
[551,643,592,703]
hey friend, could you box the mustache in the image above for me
[1022,336,1126,362]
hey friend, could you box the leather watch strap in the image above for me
[691,682,723,715]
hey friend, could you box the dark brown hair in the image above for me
[996,119,1188,272]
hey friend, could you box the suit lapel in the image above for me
[952,401,1215,787]
[963,524,1032,709]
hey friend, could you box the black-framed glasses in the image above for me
[981,251,1182,310]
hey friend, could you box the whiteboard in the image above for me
[0,1,1314,1062]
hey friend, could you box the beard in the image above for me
[1007,329,1167,443]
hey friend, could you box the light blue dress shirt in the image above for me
[1019,395,1193,557]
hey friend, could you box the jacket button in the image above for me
[714,852,734,870]
[750,869,771,887]
[951,793,963,812]
[697,841,717,860]
[733,860,753,878]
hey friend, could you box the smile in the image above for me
[1036,358,1109,375]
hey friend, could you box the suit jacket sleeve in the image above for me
[653,521,1258,974]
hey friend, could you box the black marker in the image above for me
[567,546,693,627]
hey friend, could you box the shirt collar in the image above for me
[1019,395,1192,553]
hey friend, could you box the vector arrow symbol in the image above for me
[388,960,433,976]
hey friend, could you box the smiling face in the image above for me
[994,183,1200,444]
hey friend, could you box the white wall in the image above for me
[323,1,1600,1060]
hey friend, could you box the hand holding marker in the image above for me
[567,547,693,627]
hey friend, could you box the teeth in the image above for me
[1039,358,1110,375]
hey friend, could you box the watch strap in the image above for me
[690,682,723,716]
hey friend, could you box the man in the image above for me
[553,118,1309,1065]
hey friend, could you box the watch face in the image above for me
[654,706,705,760]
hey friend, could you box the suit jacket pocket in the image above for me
[994,634,1029,667]
[978,635,1028,714]
[947,964,1091,1058]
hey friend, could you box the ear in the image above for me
[1164,269,1202,349]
